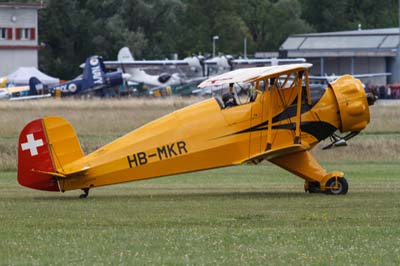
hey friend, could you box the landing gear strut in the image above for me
[79,188,90,199]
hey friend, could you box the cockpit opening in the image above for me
[213,69,327,109]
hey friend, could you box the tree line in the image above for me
[8,0,399,78]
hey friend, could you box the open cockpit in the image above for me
[212,67,327,110]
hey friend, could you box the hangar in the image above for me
[277,28,400,86]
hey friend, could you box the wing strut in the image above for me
[305,70,311,106]
[294,71,304,144]
[266,78,274,150]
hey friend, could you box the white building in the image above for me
[0,2,42,77]
[277,28,400,86]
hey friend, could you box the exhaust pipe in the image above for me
[323,134,347,150]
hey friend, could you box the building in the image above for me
[0,2,42,77]
[275,28,400,86]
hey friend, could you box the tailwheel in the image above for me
[79,188,90,199]
[325,177,348,195]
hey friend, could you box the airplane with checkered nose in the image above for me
[18,63,375,198]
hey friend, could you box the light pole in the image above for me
[212,35,219,58]
[243,37,247,59]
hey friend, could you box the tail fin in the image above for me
[118,47,134,62]
[82,56,106,86]
[28,77,42,95]
[18,117,84,191]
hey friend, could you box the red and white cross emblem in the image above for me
[21,133,44,156]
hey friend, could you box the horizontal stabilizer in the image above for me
[32,169,67,178]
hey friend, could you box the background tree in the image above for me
[300,0,398,32]
[120,0,184,59]
[239,0,313,51]
[9,0,394,78]
[176,0,256,58]
[38,0,147,78]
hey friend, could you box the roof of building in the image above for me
[0,2,43,9]
[281,28,400,57]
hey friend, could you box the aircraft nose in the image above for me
[330,75,371,133]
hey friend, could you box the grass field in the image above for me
[1,98,400,265]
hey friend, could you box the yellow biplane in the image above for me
[18,63,374,197]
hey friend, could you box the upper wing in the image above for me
[104,60,190,69]
[104,46,199,69]
[231,58,306,65]
[198,63,312,88]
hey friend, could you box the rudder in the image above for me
[83,56,105,86]
[18,117,84,191]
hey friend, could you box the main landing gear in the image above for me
[305,177,348,195]
[79,188,90,199]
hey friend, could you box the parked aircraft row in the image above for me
[0,56,130,100]
[1,47,308,100]
[103,47,307,91]
[0,46,392,100]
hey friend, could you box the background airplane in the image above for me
[0,86,29,99]
[103,47,307,95]
[0,81,52,100]
[204,55,306,75]
[104,47,205,89]
[30,56,130,97]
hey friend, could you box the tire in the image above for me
[306,182,320,193]
[325,177,348,195]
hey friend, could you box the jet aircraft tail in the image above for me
[18,117,84,191]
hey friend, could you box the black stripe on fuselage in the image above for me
[273,122,337,141]
[233,121,336,141]
[226,104,337,141]
[234,103,311,135]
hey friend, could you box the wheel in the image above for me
[325,177,348,195]
[305,182,320,193]
[79,188,89,199]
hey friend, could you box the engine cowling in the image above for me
[330,75,370,133]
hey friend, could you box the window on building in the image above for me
[0,28,13,40]
[22,28,29,40]
[0,28,5,39]
[16,28,35,40]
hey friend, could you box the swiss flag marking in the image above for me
[21,133,44,156]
